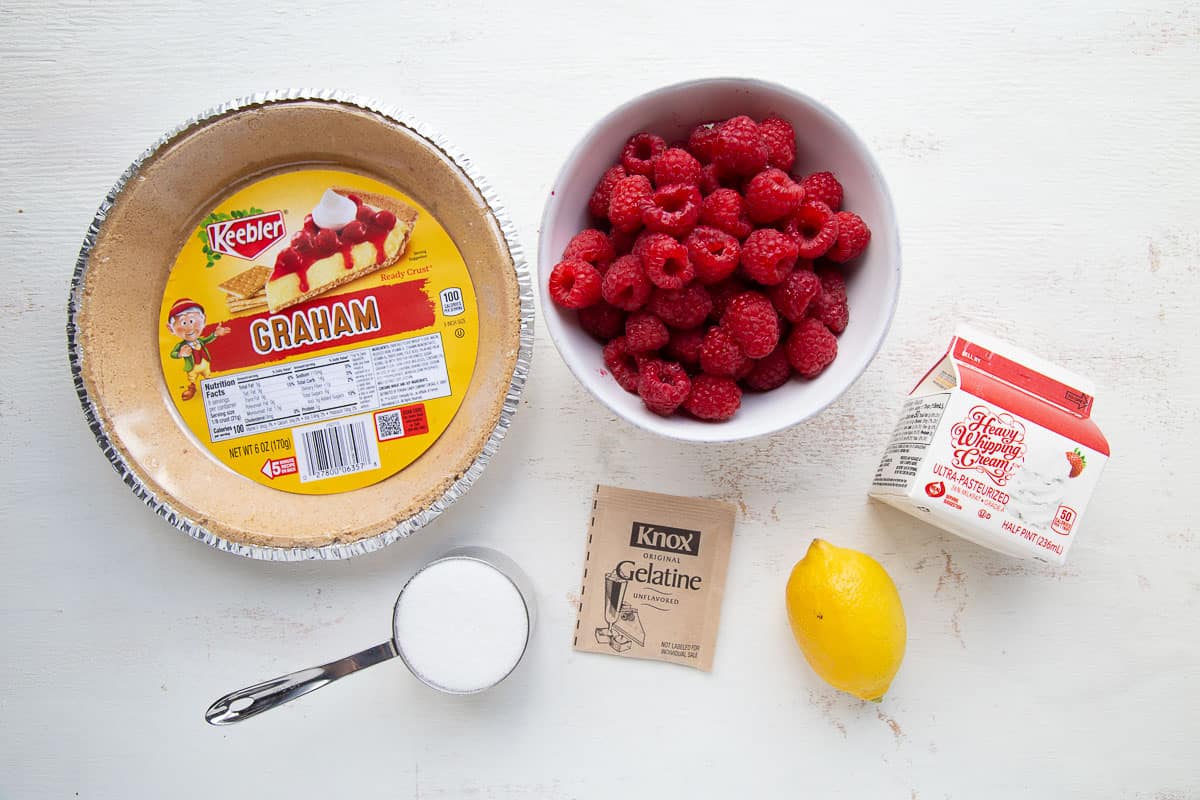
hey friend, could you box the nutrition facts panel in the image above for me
[200,333,451,443]
[871,393,950,491]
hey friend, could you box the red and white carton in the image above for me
[870,326,1110,564]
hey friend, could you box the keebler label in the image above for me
[206,210,287,260]
[157,169,479,495]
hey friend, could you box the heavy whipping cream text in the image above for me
[949,405,1027,485]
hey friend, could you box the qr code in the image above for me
[375,410,405,441]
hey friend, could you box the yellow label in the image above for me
[157,169,478,495]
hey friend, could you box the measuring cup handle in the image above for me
[205,640,398,725]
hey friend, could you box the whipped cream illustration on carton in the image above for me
[870,326,1109,564]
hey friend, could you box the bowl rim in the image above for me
[538,76,901,443]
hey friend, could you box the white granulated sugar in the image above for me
[393,558,529,693]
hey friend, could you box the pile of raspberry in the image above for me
[548,114,871,422]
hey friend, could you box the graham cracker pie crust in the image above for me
[68,93,531,559]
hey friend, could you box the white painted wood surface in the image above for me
[2,1,1198,797]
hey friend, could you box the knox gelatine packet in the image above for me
[574,485,736,671]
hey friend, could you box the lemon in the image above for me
[785,539,906,701]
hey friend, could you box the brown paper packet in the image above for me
[573,485,736,671]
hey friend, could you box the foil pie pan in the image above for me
[67,90,533,560]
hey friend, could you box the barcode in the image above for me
[293,415,381,483]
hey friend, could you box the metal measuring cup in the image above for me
[205,547,535,725]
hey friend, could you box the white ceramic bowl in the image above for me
[539,78,900,442]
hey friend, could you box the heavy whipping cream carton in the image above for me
[870,327,1109,564]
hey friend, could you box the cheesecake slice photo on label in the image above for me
[266,187,419,313]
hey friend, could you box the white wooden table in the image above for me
[3,2,1198,797]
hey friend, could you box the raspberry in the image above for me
[810,268,849,334]
[767,268,821,322]
[783,200,840,259]
[637,359,692,416]
[810,293,849,334]
[664,326,705,366]
[713,115,768,176]
[563,228,615,267]
[744,168,804,224]
[609,227,638,256]
[698,162,723,195]
[588,164,627,220]
[647,283,713,330]
[721,291,780,358]
[653,147,702,187]
[740,228,799,286]
[576,301,626,341]
[707,276,748,323]
[603,336,642,393]
[684,226,740,285]
[631,229,656,260]
[699,325,749,378]
[620,132,666,177]
[625,311,670,353]
[818,267,848,302]
[786,317,838,378]
[640,233,694,289]
[601,254,653,311]
[686,121,721,163]
[548,258,602,309]
[642,183,702,238]
[799,171,843,211]
[826,211,871,263]
[685,374,742,421]
[559,120,868,422]
[759,116,797,172]
[699,189,753,239]
[608,175,653,233]
[743,344,792,392]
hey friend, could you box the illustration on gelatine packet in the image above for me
[594,570,645,653]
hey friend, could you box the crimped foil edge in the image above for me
[66,89,534,561]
